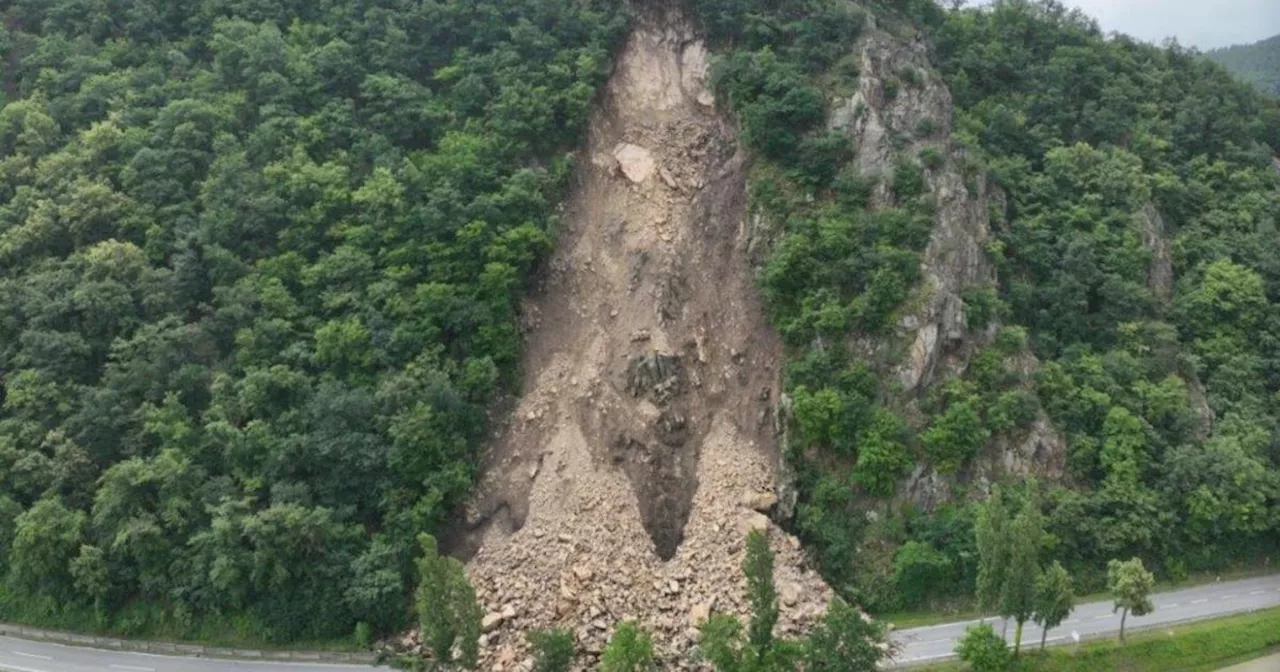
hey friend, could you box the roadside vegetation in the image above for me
[941,606,1280,672]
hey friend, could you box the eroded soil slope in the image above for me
[458,10,832,669]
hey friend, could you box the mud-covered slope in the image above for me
[457,8,833,668]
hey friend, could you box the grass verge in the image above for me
[919,607,1280,671]
[880,565,1278,629]
[0,586,362,652]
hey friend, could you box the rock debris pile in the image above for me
[452,10,835,670]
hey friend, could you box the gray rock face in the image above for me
[1139,203,1174,301]
[825,27,1070,507]
[829,31,996,395]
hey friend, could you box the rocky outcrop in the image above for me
[1138,203,1174,302]
[829,29,997,395]
[825,24,1071,504]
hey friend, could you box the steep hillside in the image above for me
[673,0,1280,618]
[0,0,627,643]
[1207,34,1280,96]
[458,7,834,667]
[0,0,1277,664]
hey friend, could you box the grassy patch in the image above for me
[920,607,1280,671]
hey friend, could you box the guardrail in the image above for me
[0,622,378,664]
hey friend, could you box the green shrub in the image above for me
[892,159,927,200]
[963,286,1008,330]
[988,390,1040,433]
[892,541,955,608]
[919,146,945,170]
[600,621,653,672]
[529,628,575,672]
[956,623,1012,671]
[922,398,990,473]
[884,77,901,101]
[353,621,372,648]
[900,66,923,88]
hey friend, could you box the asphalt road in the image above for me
[890,573,1280,665]
[2,575,1277,671]
[0,638,385,672]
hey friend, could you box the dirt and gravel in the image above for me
[450,9,835,670]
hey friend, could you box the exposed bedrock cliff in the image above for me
[823,24,1066,504]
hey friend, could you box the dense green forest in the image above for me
[690,0,1280,613]
[0,0,625,642]
[1207,34,1280,96]
[0,0,1277,649]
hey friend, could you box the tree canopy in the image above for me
[0,0,626,642]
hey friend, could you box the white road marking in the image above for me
[1165,603,1179,608]
[921,638,952,645]
[1190,598,1208,604]
[1220,594,1237,600]
[110,665,156,671]
[1063,619,1080,624]
[1251,590,1266,595]
[903,618,986,632]
[10,652,52,660]
[0,663,48,672]
[1094,614,1112,620]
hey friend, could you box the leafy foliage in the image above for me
[697,533,887,672]
[802,597,890,671]
[924,0,1280,599]
[529,628,575,672]
[1032,561,1075,650]
[600,621,654,672]
[416,534,481,670]
[956,623,1012,672]
[0,0,626,641]
[999,491,1044,654]
[745,530,780,654]
[1107,557,1155,642]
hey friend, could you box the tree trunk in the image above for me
[1014,619,1024,655]
[1002,617,1009,638]
[1041,626,1048,650]
[1119,608,1128,642]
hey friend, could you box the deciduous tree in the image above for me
[1032,561,1075,650]
[1107,557,1155,642]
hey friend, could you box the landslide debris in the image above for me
[454,8,833,669]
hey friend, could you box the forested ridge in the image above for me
[1207,34,1280,97]
[0,0,1277,653]
[0,0,625,642]
[932,2,1280,589]
[689,0,1280,615]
